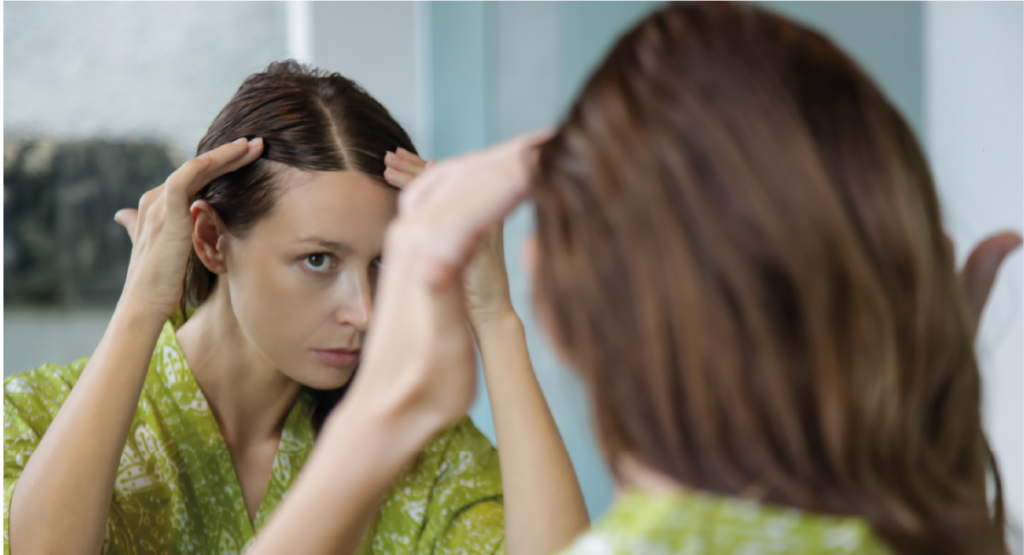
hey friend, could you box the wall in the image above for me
[310,1,431,156]
[3,1,290,160]
[924,1,1024,534]
[3,308,117,375]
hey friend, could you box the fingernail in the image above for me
[233,137,248,146]
[248,137,262,148]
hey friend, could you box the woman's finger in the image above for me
[420,131,549,216]
[165,137,264,202]
[397,159,453,215]
[385,150,427,175]
[114,208,140,245]
[394,130,551,283]
[960,230,1023,331]
[384,166,417,189]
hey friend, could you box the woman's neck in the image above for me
[175,290,302,448]
[614,453,687,496]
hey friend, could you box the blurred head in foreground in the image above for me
[532,3,1006,553]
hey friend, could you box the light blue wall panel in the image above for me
[431,1,494,159]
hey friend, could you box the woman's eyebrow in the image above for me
[295,236,355,254]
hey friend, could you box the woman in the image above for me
[4,62,589,555]
[244,3,1019,555]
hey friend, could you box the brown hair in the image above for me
[186,60,416,429]
[532,3,1007,554]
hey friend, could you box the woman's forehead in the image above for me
[252,169,398,250]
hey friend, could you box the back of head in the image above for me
[533,3,1006,553]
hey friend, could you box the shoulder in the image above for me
[414,415,502,493]
[424,415,499,467]
[384,414,502,507]
[367,416,504,554]
[4,358,90,431]
[559,490,892,555]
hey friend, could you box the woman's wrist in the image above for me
[470,305,521,340]
[318,393,441,478]
[112,296,172,337]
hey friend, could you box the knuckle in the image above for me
[138,190,156,208]
[179,159,200,177]
[179,157,206,179]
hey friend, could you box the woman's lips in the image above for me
[313,349,360,367]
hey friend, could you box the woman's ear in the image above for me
[190,200,230,275]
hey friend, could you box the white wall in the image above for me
[3,1,290,160]
[309,1,431,158]
[4,308,114,374]
[925,0,1024,535]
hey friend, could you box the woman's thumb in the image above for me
[960,230,1023,331]
[114,208,140,245]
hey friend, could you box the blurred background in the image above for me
[5,0,1022,540]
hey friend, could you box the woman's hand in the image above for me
[385,137,590,555]
[957,231,1022,333]
[344,134,545,439]
[113,138,263,322]
[385,148,516,331]
[9,137,264,555]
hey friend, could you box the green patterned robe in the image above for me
[559,489,892,555]
[3,318,505,555]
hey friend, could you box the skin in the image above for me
[246,131,1021,555]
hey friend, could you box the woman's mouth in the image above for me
[313,349,361,367]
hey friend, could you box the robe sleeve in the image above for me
[433,500,505,555]
[3,360,88,555]
[4,387,41,555]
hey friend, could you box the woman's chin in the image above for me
[293,364,357,391]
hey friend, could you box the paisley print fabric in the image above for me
[4,318,504,555]
[559,489,891,555]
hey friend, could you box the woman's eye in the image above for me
[372,256,384,269]
[302,253,334,272]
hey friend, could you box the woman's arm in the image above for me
[8,305,166,555]
[7,139,262,555]
[250,132,545,555]
[386,147,590,555]
[474,311,591,555]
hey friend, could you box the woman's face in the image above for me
[221,167,398,390]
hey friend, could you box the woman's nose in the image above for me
[332,271,373,331]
